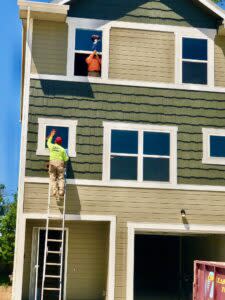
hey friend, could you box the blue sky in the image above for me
[0,0,225,199]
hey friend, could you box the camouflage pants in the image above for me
[49,160,65,197]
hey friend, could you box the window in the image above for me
[74,29,102,77]
[182,38,208,85]
[202,128,225,165]
[36,118,77,157]
[103,122,177,185]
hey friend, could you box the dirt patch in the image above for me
[0,286,12,300]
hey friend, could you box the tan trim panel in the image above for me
[109,28,175,84]
[215,35,225,87]
[31,20,68,75]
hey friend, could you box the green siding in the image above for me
[27,79,225,186]
[68,0,219,28]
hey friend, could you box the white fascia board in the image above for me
[197,0,225,20]
[52,0,69,4]
[18,1,69,14]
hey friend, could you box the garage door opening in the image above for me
[134,234,225,300]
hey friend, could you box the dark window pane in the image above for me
[46,126,69,149]
[182,62,207,84]
[182,38,207,60]
[75,29,102,52]
[74,53,102,76]
[111,130,138,154]
[143,158,169,182]
[210,136,225,158]
[144,132,170,156]
[111,156,137,180]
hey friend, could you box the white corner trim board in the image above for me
[126,222,225,300]
[202,128,225,165]
[36,117,78,157]
[12,10,33,300]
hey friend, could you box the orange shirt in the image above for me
[86,53,102,72]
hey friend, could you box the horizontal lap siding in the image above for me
[24,183,225,300]
[27,79,225,186]
[109,28,175,83]
[22,220,109,300]
[215,35,225,87]
[31,21,68,75]
[68,0,218,28]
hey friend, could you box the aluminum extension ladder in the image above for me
[40,170,67,300]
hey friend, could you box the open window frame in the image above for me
[67,18,110,81]
[202,128,225,165]
[102,122,178,186]
[36,118,78,157]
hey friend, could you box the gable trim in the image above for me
[52,0,225,21]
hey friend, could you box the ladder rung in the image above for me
[48,216,63,220]
[45,274,61,278]
[46,263,61,266]
[48,239,63,243]
[44,287,60,291]
[47,250,62,254]
[47,227,64,231]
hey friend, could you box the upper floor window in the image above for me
[74,29,102,77]
[36,118,77,157]
[182,38,208,85]
[202,128,225,165]
[103,122,178,185]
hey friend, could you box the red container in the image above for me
[193,260,225,300]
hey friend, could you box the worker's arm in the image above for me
[47,129,56,150]
[85,51,95,64]
[63,150,69,163]
[96,53,102,65]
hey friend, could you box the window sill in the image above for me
[202,157,225,166]
[102,179,176,189]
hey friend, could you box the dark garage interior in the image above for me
[134,234,225,300]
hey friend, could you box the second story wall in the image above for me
[109,28,175,83]
[26,79,225,186]
[31,20,68,75]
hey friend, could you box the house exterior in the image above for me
[13,0,225,299]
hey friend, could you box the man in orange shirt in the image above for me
[85,50,102,77]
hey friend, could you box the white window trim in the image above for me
[176,34,215,87]
[36,118,78,157]
[65,18,216,90]
[126,222,225,300]
[103,122,178,186]
[67,18,109,80]
[202,128,225,165]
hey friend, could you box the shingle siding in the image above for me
[26,79,225,186]
[68,0,219,28]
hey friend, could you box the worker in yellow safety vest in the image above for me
[47,129,69,199]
